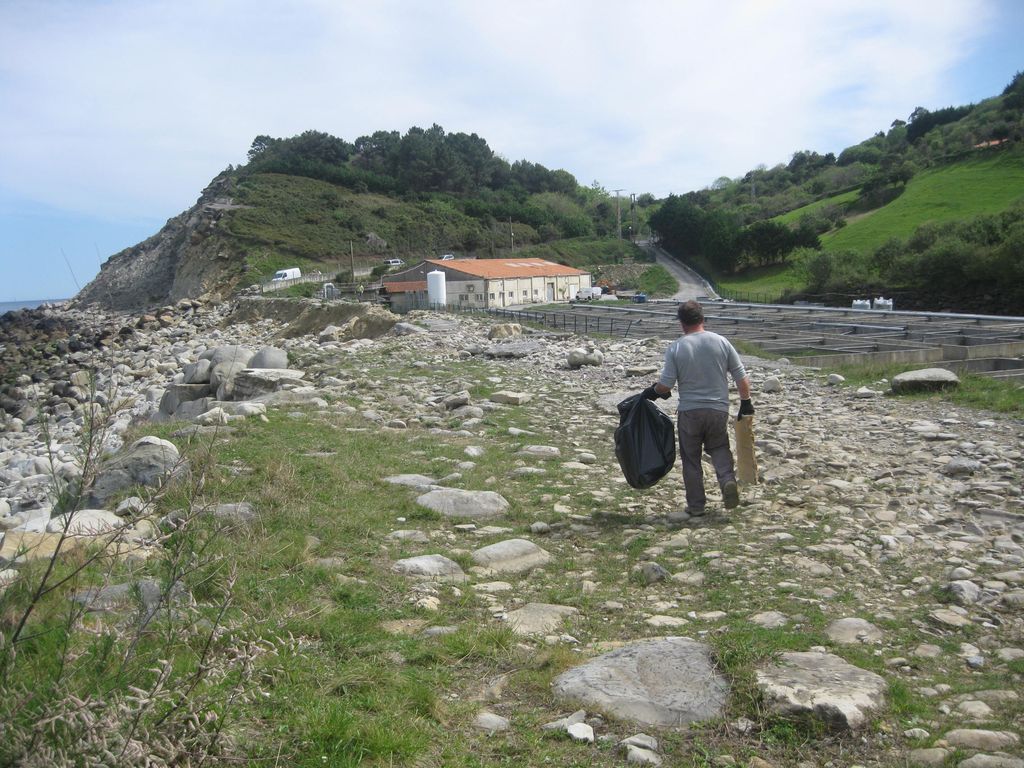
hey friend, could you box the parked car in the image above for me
[384,258,405,268]
[572,286,604,302]
[439,254,455,261]
[271,267,302,281]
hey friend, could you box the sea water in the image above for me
[0,299,68,313]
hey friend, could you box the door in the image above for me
[546,283,555,302]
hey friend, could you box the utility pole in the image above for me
[612,189,624,239]
[509,217,514,252]
[630,193,638,243]
[349,241,354,282]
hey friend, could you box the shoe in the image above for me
[684,506,706,517]
[722,480,740,510]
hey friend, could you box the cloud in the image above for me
[0,0,998,222]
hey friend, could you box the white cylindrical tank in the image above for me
[873,297,893,311]
[852,299,871,310]
[427,270,446,308]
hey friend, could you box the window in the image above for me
[489,293,495,300]
[459,294,468,301]
[508,292,514,299]
[522,290,528,297]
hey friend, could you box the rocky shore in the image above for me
[1,298,1022,766]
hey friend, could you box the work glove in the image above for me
[737,399,755,420]
[642,385,669,401]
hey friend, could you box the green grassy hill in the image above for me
[714,148,1024,304]
[219,173,636,283]
[821,148,1024,253]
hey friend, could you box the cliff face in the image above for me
[74,173,245,310]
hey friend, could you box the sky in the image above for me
[1,0,1021,301]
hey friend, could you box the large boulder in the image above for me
[415,488,509,519]
[249,346,289,369]
[201,345,255,368]
[228,369,306,401]
[891,368,959,394]
[755,651,887,730]
[86,436,184,507]
[552,637,729,726]
[159,384,212,416]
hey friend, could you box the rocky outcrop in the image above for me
[73,173,243,310]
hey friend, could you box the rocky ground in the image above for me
[1,298,1022,767]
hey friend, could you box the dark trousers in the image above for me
[677,409,736,511]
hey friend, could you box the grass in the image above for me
[822,148,1024,254]
[713,263,805,302]
[6,321,1022,765]
[826,360,1024,416]
[701,149,1024,301]
[773,189,861,226]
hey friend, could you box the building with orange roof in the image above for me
[382,258,592,312]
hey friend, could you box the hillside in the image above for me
[74,126,652,310]
[820,148,1024,253]
[649,71,1024,313]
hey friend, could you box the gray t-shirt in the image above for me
[658,330,746,413]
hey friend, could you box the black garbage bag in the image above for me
[614,393,676,489]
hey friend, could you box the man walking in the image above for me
[643,300,753,517]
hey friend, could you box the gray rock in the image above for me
[907,748,949,766]
[755,651,887,730]
[625,745,662,766]
[387,529,429,543]
[949,580,983,605]
[384,474,439,490]
[957,756,1024,768]
[210,360,248,398]
[552,637,729,726]
[249,346,288,369]
[488,323,522,340]
[483,341,545,358]
[86,436,183,507]
[202,345,255,368]
[489,391,533,405]
[825,617,883,644]
[391,554,466,582]
[750,611,789,629]
[566,722,594,743]
[209,502,257,523]
[762,376,783,393]
[415,488,509,519]
[891,368,959,394]
[518,445,560,460]
[391,322,425,336]
[182,359,212,384]
[567,347,604,368]
[474,710,510,734]
[944,730,1019,750]
[942,456,983,476]
[471,538,552,574]
[229,369,306,400]
[159,383,212,415]
[639,562,671,584]
[505,603,578,636]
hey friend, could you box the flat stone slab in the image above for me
[471,538,552,574]
[517,445,561,460]
[756,651,887,730]
[384,474,439,490]
[891,368,959,394]
[46,508,123,536]
[391,554,466,582]
[825,617,883,644]
[489,390,534,405]
[415,488,509,519]
[505,602,578,636]
[552,637,729,727]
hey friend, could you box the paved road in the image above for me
[641,243,718,302]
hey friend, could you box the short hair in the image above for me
[677,300,704,327]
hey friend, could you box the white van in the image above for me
[439,254,455,261]
[384,258,405,268]
[271,267,301,282]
